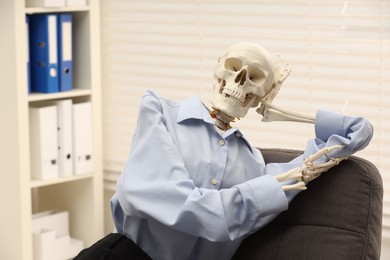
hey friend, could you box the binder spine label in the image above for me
[48,15,58,65]
[62,22,72,61]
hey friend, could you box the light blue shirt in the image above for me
[111,90,373,260]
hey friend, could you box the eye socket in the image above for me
[224,58,242,72]
[249,68,266,85]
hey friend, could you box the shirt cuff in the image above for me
[315,109,345,142]
[238,174,288,218]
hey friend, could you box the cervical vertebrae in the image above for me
[209,107,236,130]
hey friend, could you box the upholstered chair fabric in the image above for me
[233,148,383,260]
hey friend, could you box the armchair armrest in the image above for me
[233,148,383,260]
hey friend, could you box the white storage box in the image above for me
[66,0,87,6]
[32,210,84,260]
[32,210,69,236]
[26,0,66,7]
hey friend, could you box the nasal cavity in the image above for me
[235,69,247,85]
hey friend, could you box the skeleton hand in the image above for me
[275,167,307,191]
[275,145,348,191]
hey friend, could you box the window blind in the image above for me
[100,0,390,236]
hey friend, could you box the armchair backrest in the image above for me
[233,148,383,260]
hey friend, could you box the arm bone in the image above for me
[256,100,315,124]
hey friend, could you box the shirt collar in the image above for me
[176,96,253,152]
[177,96,215,125]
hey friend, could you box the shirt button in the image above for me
[219,139,225,146]
[211,178,218,185]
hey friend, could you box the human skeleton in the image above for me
[210,42,348,191]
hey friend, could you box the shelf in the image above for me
[0,1,103,259]
[25,6,89,14]
[28,89,91,102]
[31,173,93,188]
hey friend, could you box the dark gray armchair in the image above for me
[233,148,383,260]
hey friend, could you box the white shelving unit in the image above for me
[0,1,103,259]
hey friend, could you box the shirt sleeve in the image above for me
[262,109,374,206]
[313,109,374,158]
[114,91,288,242]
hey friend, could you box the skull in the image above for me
[211,42,277,119]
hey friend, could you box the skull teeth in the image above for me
[217,79,255,106]
[221,88,255,106]
[223,88,245,103]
